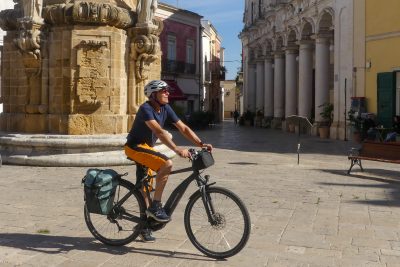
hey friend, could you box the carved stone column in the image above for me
[247,63,256,111]
[255,59,264,111]
[273,51,285,125]
[315,36,331,123]
[14,0,45,114]
[298,40,314,118]
[127,21,162,116]
[243,60,249,111]
[263,56,274,118]
[285,47,298,118]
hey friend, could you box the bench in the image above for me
[347,141,400,174]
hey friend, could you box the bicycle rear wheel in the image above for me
[184,186,251,259]
[84,179,146,246]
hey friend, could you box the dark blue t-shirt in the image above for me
[126,102,180,147]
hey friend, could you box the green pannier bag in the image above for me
[83,168,119,215]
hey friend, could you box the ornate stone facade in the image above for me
[241,0,354,140]
[0,0,162,134]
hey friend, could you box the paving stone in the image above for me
[352,237,391,249]
[1,120,400,266]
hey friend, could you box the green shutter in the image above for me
[377,72,396,128]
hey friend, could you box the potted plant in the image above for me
[242,110,255,126]
[348,109,363,143]
[255,109,264,127]
[318,102,334,139]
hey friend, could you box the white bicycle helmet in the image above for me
[144,80,168,98]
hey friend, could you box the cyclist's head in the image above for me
[144,80,169,98]
[144,80,170,106]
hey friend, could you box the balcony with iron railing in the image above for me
[162,59,196,75]
[204,61,225,81]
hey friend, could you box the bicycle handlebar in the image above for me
[188,148,210,161]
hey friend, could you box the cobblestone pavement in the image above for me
[1,120,400,266]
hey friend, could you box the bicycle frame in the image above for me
[142,166,212,217]
[111,165,215,228]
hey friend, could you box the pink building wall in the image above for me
[159,19,197,63]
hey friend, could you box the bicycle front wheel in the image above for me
[184,186,251,259]
[84,179,146,246]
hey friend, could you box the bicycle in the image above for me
[84,149,251,259]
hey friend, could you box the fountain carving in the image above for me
[0,0,170,166]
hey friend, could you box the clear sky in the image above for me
[160,0,244,80]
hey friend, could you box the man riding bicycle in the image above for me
[124,80,213,242]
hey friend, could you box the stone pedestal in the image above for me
[0,132,175,166]
[0,0,163,166]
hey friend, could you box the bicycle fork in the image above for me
[199,184,218,225]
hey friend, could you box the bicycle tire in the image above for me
[84,178,146,246]
[184,186,251,259]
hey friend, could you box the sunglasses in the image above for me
[159,87,170,94]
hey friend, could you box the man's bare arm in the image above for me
[174,120,213,151]
[145,120,190,157]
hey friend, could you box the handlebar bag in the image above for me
[82,169,119,215]
[193,150,215,170]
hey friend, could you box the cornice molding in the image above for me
[366,31,400,42]
[43,2,136,29]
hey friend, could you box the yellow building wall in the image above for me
[223,80,237,118]
[366,0,400,36]
[365,39,400,113]
[365,0,400,113]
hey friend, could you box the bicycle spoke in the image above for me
[84,179,146,246]
[186,189,248,254]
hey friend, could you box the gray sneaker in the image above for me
[146,202,171,223]
[139,228,155,243]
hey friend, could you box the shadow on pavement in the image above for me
[228,162,258,165]
[319,168,400,184]
[171,120,355,156]
[0,233,216,261]
[316,169,400,207]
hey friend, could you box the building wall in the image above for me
[156,4,202,114]
[241,0,354,139]
[223,80,236,118]
[201,20,223,121]
[333,0,354,128]
[159,19,197,64]
[364,0,400,114]
[353,0,366,98]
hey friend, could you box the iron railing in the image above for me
[162,59,196,75]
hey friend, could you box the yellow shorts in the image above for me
[124,143,169,172]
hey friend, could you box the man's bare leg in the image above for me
[153,159,172,201]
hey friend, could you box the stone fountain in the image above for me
[0,0,174,166]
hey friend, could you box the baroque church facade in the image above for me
[240,0,354,140]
